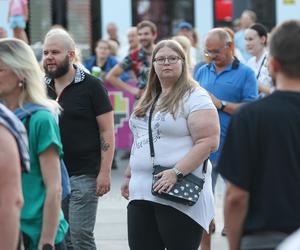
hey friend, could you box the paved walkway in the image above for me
[95,151,229,250]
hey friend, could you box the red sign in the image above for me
[215,0,233,22]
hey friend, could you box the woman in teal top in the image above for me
[0,38,68,249]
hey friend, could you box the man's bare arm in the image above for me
[106,64,139,96]
[95,111,115,196]
[224,182,249,250]
[0,125,23,250]
[39,146,62,248]
[208,92,243,114]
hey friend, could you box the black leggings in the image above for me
[127,200,203,250]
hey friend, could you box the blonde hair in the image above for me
[0,38,60,114]
[172,35,194,68]
[74,47,83,64]
[134,39,198,118]
[107,39,119,56]
[44,28,76,51]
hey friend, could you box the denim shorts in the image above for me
[10,15,26,29]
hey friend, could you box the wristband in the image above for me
[219,100,227,111]
[42,244,54,250]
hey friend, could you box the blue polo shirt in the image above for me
[194,62,258,162]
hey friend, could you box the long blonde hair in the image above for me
[0,38,60,114]
[172,35,194,68]
[134,39,198,118]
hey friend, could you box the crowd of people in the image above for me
[1,7,300,250]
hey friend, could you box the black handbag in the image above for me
[148,95,207,206]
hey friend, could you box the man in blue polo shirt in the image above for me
[195,27,258,249]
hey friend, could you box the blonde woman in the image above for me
[121,40,220,250]
[0,38,68,249]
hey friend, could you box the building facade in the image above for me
[0,0,299,60]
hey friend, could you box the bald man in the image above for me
[195,28,258,250]
[43,29,115,250]
[106,22,120,45]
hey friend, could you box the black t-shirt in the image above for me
[217,91,300,235]
[47,70,112,177]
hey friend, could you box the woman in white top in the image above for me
[245,23,273,96]
[121,39,220,250]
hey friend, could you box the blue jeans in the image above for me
[64,175,99,250]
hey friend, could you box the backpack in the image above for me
[15,103,71,200]
[0,103,30,173]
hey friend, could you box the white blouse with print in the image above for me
[128,86,216,232]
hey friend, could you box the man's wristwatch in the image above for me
[42,244,54,250]
[219,100,227,111]
[173,167,184,182]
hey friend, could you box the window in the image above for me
[67,0,92,59]
[28,0,52,44]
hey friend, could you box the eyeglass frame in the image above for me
[153,55,183,65]
[203,42,231,58]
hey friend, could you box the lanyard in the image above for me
[256,55,267,80]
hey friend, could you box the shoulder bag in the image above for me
[149,96,207,206]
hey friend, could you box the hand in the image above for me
[96,171,111,197]
[130,87,141,98]
[121,176,130,200]
[153,169,177,194]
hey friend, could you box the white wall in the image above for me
[276,0,300,24]
[101,0,132,42]
[0,0,12,37]
[194,0,213,48]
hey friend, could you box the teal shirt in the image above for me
[21,110,68,249]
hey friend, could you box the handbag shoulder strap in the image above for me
[148,95,159,162]
[147,94,208,174]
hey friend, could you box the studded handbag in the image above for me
[148,96,207,206]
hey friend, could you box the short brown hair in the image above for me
[269,20,300,78]
[137,20,157,35]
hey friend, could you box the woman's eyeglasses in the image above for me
[153,56,182,65]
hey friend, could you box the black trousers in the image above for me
[127,200,203,250]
